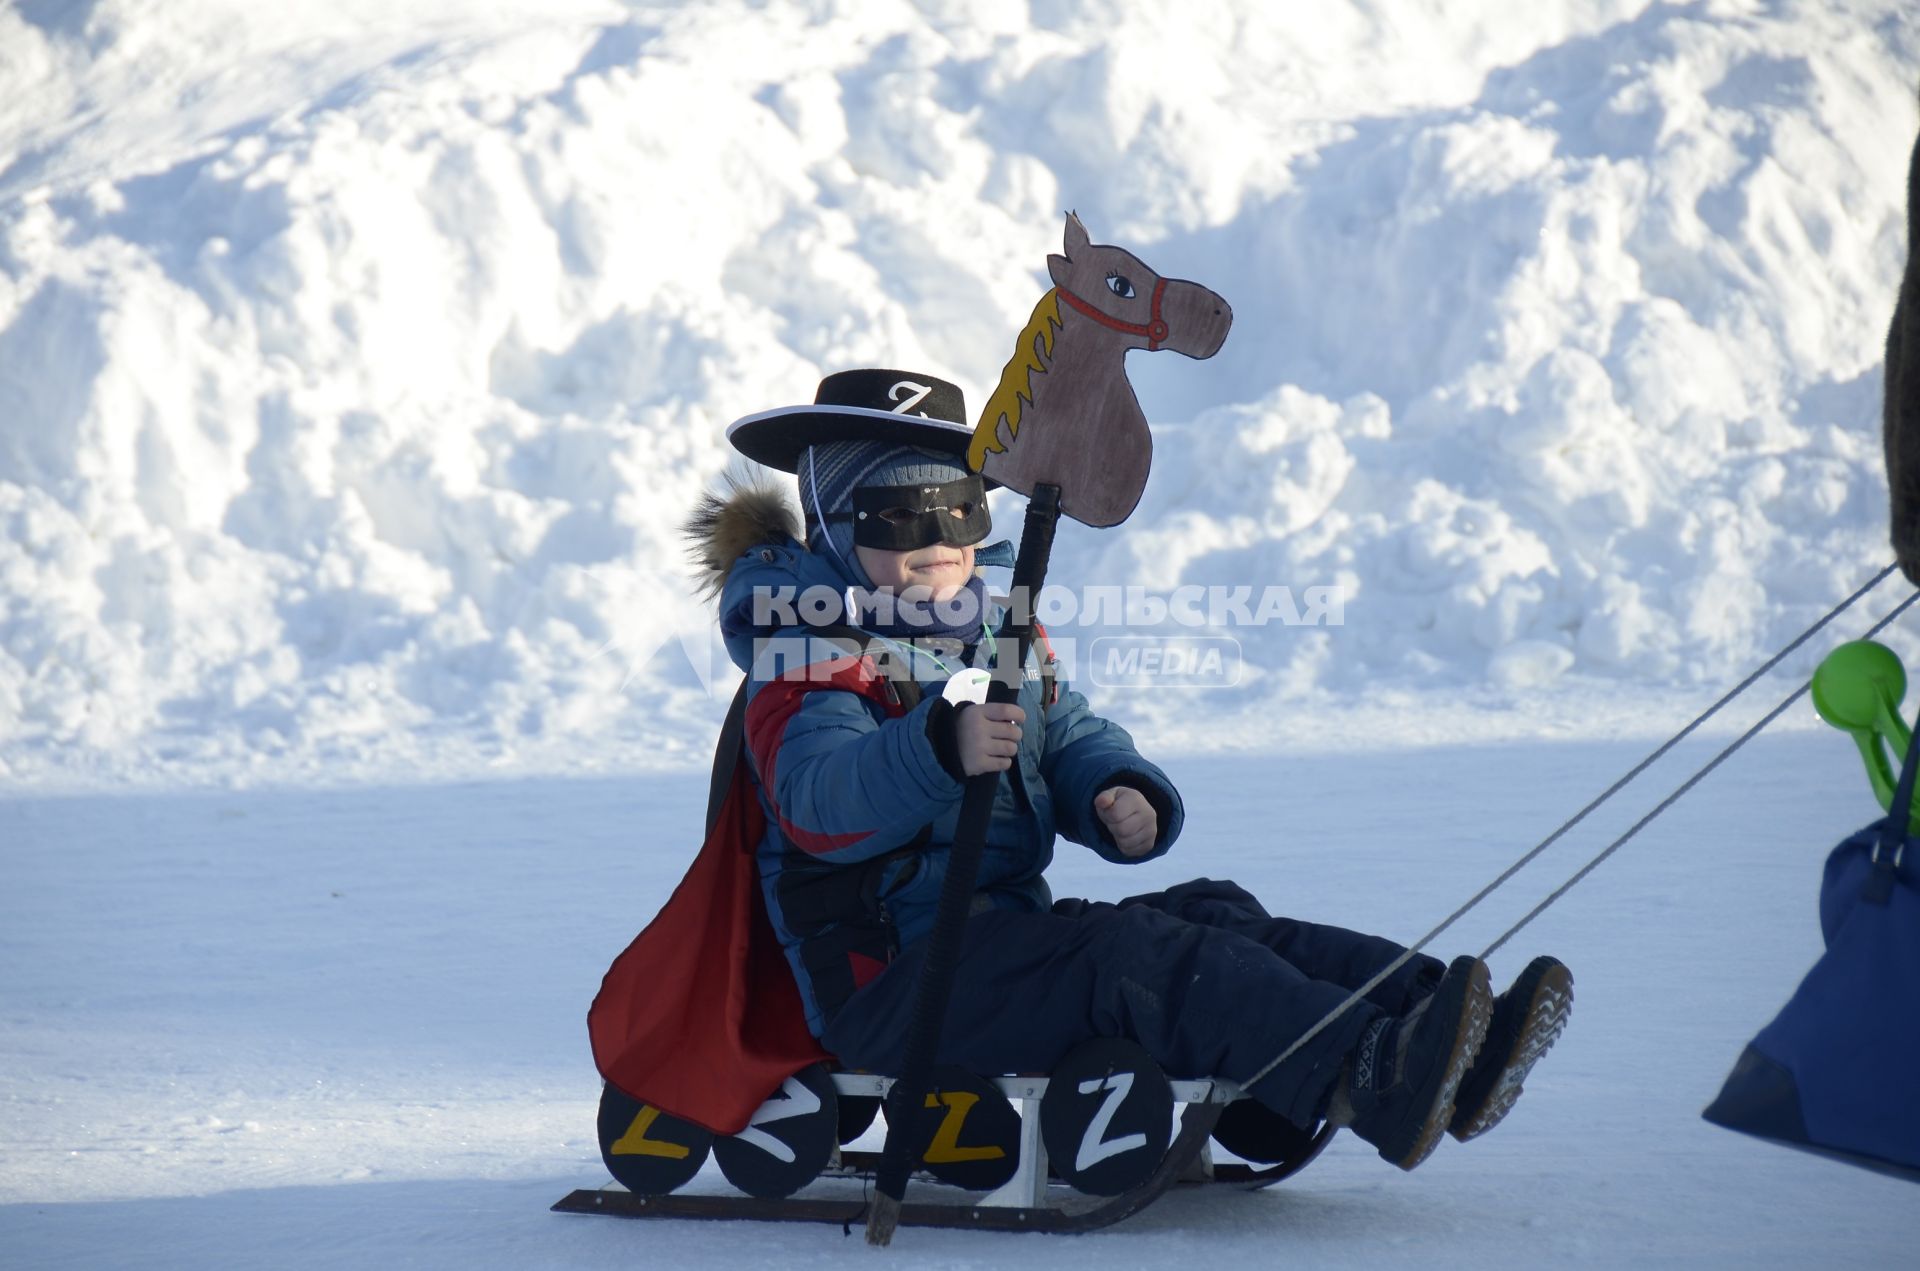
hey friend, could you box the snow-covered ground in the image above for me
[4,729,1914,1268]
[5,0,1920,1266]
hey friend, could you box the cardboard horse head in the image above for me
[968,213,1231,527]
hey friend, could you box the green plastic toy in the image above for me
[1810,639,1917,827]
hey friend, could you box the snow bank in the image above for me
[1,0,1917,785]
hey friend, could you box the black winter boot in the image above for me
[1448,955,1573,1141]
[1332,955,1492,1171]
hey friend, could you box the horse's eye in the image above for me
[1105,274,1136,299]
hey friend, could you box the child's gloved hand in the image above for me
[954,702,1026,776]
[1095,786,1157,857]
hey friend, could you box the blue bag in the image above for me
[1701,723,1920,1182]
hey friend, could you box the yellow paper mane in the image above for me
[969,288,1063,469]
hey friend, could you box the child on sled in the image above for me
[693,368,1572,1171]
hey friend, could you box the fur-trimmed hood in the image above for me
[683,476,861,677]
[683,475,807,600]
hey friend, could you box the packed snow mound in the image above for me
[1,0,1917,785]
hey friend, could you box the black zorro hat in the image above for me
[726,369,994,484]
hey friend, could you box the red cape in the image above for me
[587,657,890,1136]
[586,753,829,1135]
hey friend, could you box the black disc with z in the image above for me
[596,1083,712,1196]
[1039,1038,1174,1196]
[886,1065,1021,1191]
[711,1063,840,1199]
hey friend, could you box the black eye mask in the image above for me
[847,476,991,551]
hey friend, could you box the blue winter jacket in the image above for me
[718,533,1185,1038]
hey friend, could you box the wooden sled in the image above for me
[553,1047,1336,1235]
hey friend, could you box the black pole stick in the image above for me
[865,483,1063,1247]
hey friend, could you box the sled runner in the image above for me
[552,1040,1337,1233]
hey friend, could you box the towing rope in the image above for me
[1243,562,1913,1092]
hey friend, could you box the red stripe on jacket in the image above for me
[743,655,904,856]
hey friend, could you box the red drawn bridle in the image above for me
[1055,277,1171,351]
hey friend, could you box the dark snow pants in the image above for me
[819,877,1446,1127]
